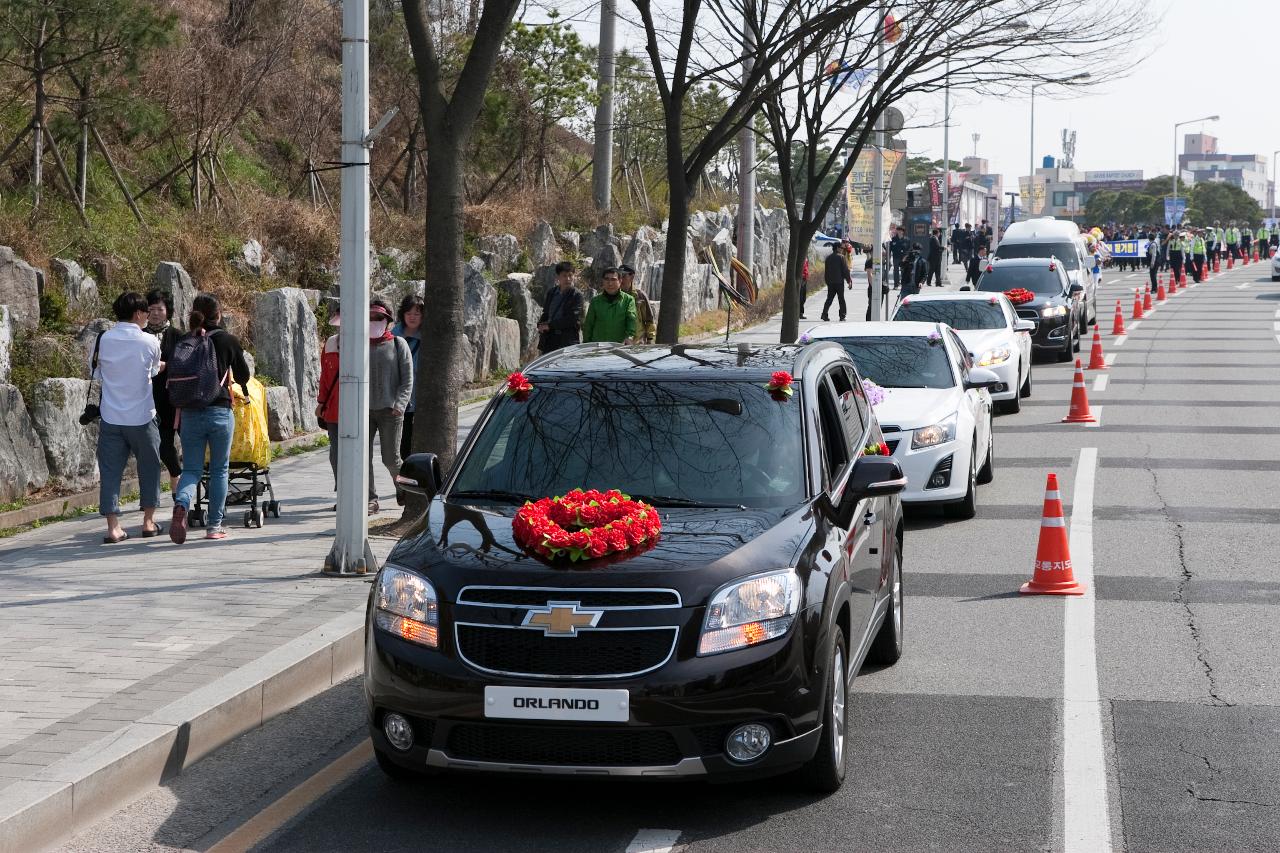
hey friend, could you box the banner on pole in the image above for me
[1164,197,1187,226]
[846,148,904,244]
[1019,177,1046,216]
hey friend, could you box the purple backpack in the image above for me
[167,329,226,409]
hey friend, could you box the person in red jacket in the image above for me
[316,314,341,487]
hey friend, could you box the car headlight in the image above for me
[1041,305,1068,318]
[698,569,800,656]
[912,415,957,449]
[977,347,1011,367]
[374,565,439,647]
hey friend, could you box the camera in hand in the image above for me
[78,404,101,426]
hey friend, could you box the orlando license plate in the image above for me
[483,686,629,722]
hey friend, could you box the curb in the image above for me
[0,610,365,853]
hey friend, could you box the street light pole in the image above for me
[737,4,756,288]
[1271,149,1278,224]
[870,2,886,320]
[1172,114,1218,227]
[941,54,950,280]
[591,0,616,213]
[1027,83,1037,221]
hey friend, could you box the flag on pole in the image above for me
[884,12,902,43]
[823,61,877,93]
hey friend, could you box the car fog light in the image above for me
[725,723,772,763]
[383,712,414,752]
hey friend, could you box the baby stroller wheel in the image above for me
[189,508,205,527]
[252,508,265,528]
[242,510,252,528]
[267,500,281,518]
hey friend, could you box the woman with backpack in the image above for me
[168,293,251,544]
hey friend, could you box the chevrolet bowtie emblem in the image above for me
[522,602,603,637]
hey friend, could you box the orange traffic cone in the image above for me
[1179,268,1187,285]
[1228,254,1234,269]
[1169,273,1178,294]
[1245,250,1252,264]
[1019,473,1086,596]
[1062,359,1096,424]
[1111,300,1126,335]
[1131,288,1144,320]
[1156,280,1167,302]
[1214,257,1220,273]
[1086,329,1108,370]
[1144,286,1154,309]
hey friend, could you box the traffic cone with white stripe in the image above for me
[1111,300,1126,335]
[1131,288,1144,320]
[1169,271,1178,293]
[1019,473,1086,596]
[1228,254,1234,270]
[1156,279,1167,302]
[1086,329,1108,370]
[1144,284,1155,309]
[1214,256,1220,273]
[1062,359,1096,424]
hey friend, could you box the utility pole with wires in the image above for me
[591,0,616,213]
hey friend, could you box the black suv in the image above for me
[973,257,1085,362]
[365,342,907,792]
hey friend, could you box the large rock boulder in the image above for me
[478,234,521,278]
[621,232,656,285]
[0,305,11,384]
[580,224,620,260]
[531,265,558,302]
[489,317,522,373]
[528,220,559,267]
[28,378,98,490]
[0,384,50,502]
[51,258,99,316]
[152,262,197,331]
[253,288,320,432]
[558,230,580,254]
[264,385,298,441]
[587,243,622,289]
[0,246,41,331]
[709,228,734,280]
[234,238,276,278]
[496,274,540,362]
[463,264,498,381]
[77,319,114,370]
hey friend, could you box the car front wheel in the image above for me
[944,441,978,519]
[867,543,903,666]
[795,627,848,793]
[1056,323,1074,362]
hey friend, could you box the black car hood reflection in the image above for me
[386,497,815,603]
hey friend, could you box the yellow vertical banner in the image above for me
[846,148,903,244]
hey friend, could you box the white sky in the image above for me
[540,0,1280,187]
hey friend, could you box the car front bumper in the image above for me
[365,610,829,781]
[977,357,1021,401]
[881,431,970,503]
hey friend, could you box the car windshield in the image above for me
[994,241,1081,270]
[451,381,806,508]
[976,267,1064,295]
[894,300,1006,330]
[826,336,955,390]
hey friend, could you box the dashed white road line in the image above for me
[627,829,683,853]
[1103,353,1116,367]
[1085,405,1102,428]
[1113,335,1127,347]
[1092,375,1109,393]
[1063,447,1110,853]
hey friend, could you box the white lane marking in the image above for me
[1127,320,1142,333]
[1092,375,1108,393]
[1063,447,1110,853]
[627,830,683,853]
[1086,405,1102,428]
[1113,335,1127,347]
[1235,283,1253,290]
[1273,321,1280,331]
[1103,353,1116,367]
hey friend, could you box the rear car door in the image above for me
[948,329,989,454]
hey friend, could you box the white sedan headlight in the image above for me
[374,565,439,648]
[698,570,800,655]
[977,347,1011,367]
[912,415,958,449]
[1041,305,1068,318]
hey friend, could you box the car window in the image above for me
[976,266,1065,295]
[827,366,865,443]
[947,330,971,373]
[816,379,852,488]
[452,380,806,508]
[831,336,956,389]
[994,241,1082,270]
[894,299,1007,330]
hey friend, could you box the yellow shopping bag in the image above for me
[226,377,271,468]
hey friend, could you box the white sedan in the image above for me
[1271,249,1280,282]
[892,291,1035,414]
[804,321,998,519]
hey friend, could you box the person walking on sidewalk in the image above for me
[927,228,944,287]
[392,294,423,463]
[889,227,908,288]
[900,244,929,301]
[537,261,583,353]
[1191,229,1207,282]
[367,300,414,513]
[94,292,165,544]
[168,294,251,544]
[583,268,638,343]
[145,289,182,495]
[965,244,990,288]
[820,243,851,321]
[618,264,655,342]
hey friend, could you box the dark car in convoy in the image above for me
[973,257,1085,362]
[365,342,907,792]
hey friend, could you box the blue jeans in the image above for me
[175,407,235,529]
[97,419,162,516]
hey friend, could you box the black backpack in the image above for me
[167,329,227,409]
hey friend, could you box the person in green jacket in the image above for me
[583,268,638,343]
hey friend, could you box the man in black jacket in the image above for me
[820,244,851,321]
[928,228,944,286]
[537,261,584,353]
[889,228,908,287]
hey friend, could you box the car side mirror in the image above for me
[1014,319,1035,332]
[820,456,907,527]
[397,452,442,498]
[964,366,1002,391]
[959,285,972,291]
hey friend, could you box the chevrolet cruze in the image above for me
[367,342,907,792]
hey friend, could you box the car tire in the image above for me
[976,424,994,484]
[795,626,848,794]
[944,442,978,519]
[867,542,903,666]
[1072,320,1082,352]
[374,745,431,783]
[1020,365,1033,398]
[1056,326,1073,362]
[1272,274,1279,282]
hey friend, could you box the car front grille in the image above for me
[1016,308,1039,321]
[455,624,678,678]
[446,723,683,767]
[457,587,680,608]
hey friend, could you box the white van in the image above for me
[993,218,1097,327]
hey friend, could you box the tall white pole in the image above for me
[592,0,616,213]
[737,5,757,285]
[1171,124,1178,227]
[1027,84,1036,221]
[940,55,950,281]
[869,3,885,320]
[326,0,375,576]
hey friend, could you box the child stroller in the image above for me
[185,377,282,530]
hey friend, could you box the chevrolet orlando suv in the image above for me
[366,342,907,792]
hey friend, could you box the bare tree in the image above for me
[401,0,520,471]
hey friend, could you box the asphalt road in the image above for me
[60,261,1280,853]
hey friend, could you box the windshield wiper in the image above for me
[630,494,746,510]
[448,489,536,504]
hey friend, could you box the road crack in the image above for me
[1185,786,1278,808]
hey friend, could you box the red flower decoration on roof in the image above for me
[1004,288,1035,306]
[512,489,662,563]
[765,370,794,401]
